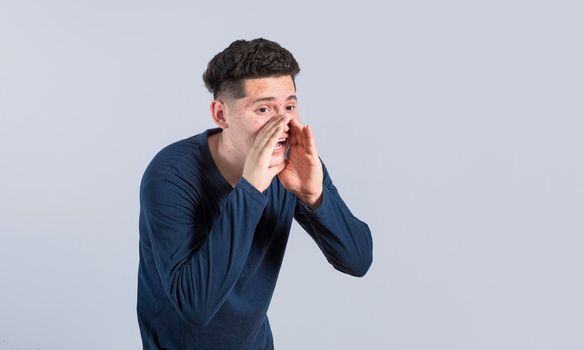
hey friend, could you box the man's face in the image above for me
[222,75,298,167]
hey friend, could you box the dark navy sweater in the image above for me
[137,128,373,349]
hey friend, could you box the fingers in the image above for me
[259,124,283,159]
[251,115,290,153]
[242,115,291,192]
[289,118,306,148]
[304,124,317,156]
[288,118,318,156]
[262,115,291,151]
[254,116,317,159]
[257,115,285,142]
[289,120,299,146]
[289,118,305,130]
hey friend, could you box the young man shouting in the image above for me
[137,38,373,350]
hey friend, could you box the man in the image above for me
[137,38,373,350]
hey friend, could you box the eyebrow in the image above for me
[250,95,297,105]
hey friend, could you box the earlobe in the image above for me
[210,99,229,129]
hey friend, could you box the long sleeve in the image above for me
[293,159,373,277]
[140,175,268,327]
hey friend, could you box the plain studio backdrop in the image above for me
[1,1,583,349]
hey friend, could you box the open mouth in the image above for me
[274,138,287,151]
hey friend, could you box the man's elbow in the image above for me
[348,224,373,277]
[351,254,373,277]
[336,252,373,278]
[174,304,217,327]
[166,274,223,327]
[167,288,219,327]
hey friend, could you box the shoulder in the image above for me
[140,129,213,192]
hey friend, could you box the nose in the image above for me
[274,111,295,132]
[283,114,297,133]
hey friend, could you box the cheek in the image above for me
[256,114,272,127]
[238,118,266,147]
[233,113,273,147]
[251,117,271,135]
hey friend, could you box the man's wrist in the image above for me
[300,190,323,211]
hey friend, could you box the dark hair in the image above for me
[202,38,300,100]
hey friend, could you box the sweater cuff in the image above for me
[236,177,269,205]
[298,185,331,217]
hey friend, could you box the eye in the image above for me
[257,107,270,113]
[286,105,296,111]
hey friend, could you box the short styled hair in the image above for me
[202,38,300,100]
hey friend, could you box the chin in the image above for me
[270,154,286,168]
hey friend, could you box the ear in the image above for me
[210,99,229,129]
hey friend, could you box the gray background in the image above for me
[1,0,583,349]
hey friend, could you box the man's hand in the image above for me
[242,115,292,192]
[278,118,324,210]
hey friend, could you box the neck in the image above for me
[210,131,245,188]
